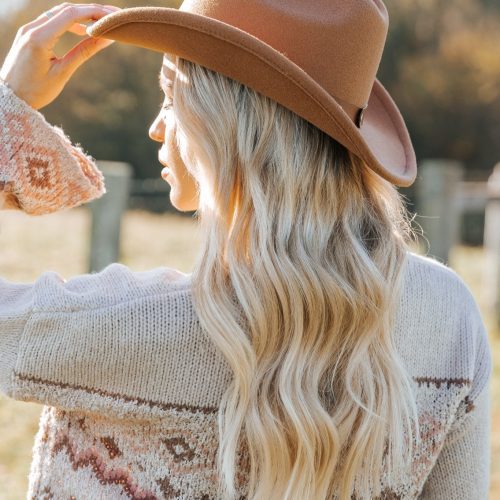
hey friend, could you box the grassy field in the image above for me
[0,208,498,499]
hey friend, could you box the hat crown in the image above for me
[180,0,388,108]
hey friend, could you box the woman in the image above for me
[0,2,492,499]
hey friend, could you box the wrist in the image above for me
[0,76,37,111]
[0,76,14,93]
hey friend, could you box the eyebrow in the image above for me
[158,72,173,93]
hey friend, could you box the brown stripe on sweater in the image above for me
[15,372,472,415]
[413,376,471,389]
[351,487,401,500]
[464,395,475,413]
[13,371,218,415]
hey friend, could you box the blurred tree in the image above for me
[0,0,181,180]
[1,0,499,191]
[382,0,500,177]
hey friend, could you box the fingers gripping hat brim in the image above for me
[88,7,417,187]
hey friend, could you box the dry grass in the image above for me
[0,208,498,499]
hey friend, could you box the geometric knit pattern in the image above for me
[0,80,105,214]
[28,406,223,499]
[0,80,493,499]
[22,378,488,499]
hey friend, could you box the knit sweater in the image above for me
[0,80,493,500]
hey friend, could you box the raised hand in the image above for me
[0,3,121,110]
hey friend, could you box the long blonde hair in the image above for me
[172,56,421,500]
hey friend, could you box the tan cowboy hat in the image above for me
[88,0,417,187]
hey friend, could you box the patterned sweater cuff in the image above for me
[0,80,105,215]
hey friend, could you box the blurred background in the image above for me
[0,0,499,498]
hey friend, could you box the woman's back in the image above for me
[1,249,491,498]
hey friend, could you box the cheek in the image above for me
[166,129,199,211]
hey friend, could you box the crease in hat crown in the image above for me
[88,1,418,187]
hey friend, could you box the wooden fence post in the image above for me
[484,163,500,326]
[416,159,464,263]
[88,161,132,272]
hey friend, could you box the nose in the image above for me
[149,112,165,142]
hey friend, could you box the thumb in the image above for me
[61,36,115,75]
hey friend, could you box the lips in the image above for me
[161,167,171,181]
[158,149,170,177]
[158,154,171,181]
[158,155,168,168]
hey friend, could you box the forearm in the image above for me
[0,79,105,215]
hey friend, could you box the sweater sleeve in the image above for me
[0,79,105,214]
[0,264,219,421]
[419,299,493,499]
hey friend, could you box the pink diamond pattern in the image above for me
[1,95,105,215]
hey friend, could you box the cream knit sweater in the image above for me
[0,81,493,499]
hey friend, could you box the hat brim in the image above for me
[88,7,416,187]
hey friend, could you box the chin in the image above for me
[170,193,198,212]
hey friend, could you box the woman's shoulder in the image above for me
[402,251,479,312]
[400,252,484,344]
[399,253,492,405]
[404,250,464,280]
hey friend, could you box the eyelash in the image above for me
[159,101,173,114]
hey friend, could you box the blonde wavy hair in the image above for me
[171,56,421,500]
